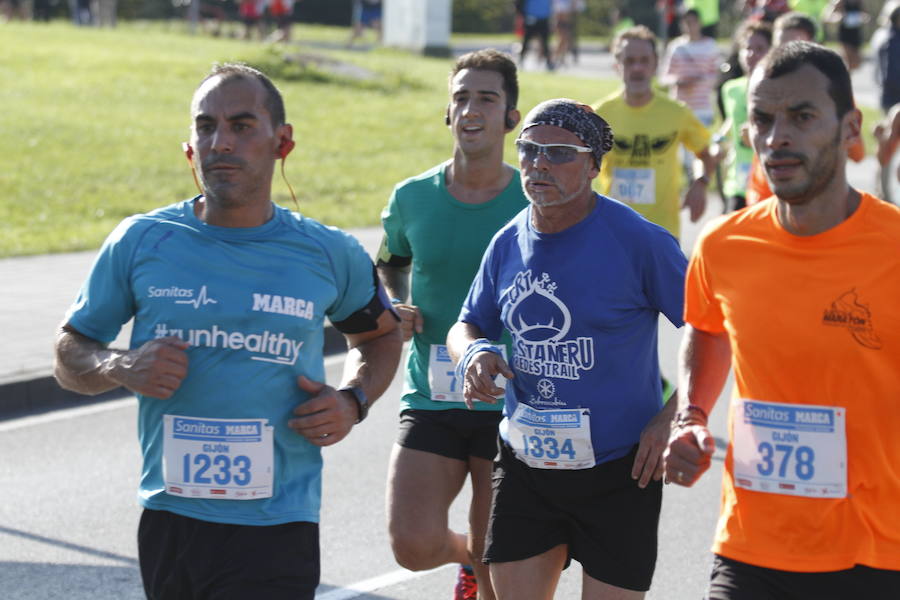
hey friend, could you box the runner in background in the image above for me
[683,0,719,38]
[823,0,868,71]
[594,25,715,240]
[710,21,772,212]
[660,8,720,130]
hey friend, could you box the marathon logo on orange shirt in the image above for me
[821,288,882,349]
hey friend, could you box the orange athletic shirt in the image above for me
[685,193,900,572]
[746,138,866,206]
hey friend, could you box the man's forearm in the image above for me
[677,325,732,416]
[446,321,485,363]
[376,263,410,302]
[341,325,403,409]
[54,326,125,395]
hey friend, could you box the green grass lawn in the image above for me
[0,21,618,257]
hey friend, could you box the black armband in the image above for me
[376,254,412,268]
[332,266,400,334]
[375,235,412,268]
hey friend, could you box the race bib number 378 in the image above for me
[732,399,846,498]
[163,415,274,500]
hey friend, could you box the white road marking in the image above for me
[0,354,348,433]
[317,565,453,600]
[0,397,137,432]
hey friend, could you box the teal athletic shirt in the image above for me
[381,162,528,412]
[65,197,375,526]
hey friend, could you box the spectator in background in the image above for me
[347,0,382,48]
[552,0,576,67]
[267,0,297,43]
[824,0,868,70]
[240,0,264,40]
[1,0,25,21]
[75,0,92,25]
[683,0,719,38]
[661,8,720,129]
[33,0,52,21]
[95,0,117,26]
[519,0,555,71]
[877,4,900,113]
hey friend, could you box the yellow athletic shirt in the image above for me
[593,90,710,238]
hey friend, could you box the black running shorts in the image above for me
[138,509,320,600]
[484,441,662,592]
[396,408,503,461]
[708,554,900,600]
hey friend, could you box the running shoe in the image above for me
[452,564,478,600]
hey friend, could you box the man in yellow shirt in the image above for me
[593,26,716,239]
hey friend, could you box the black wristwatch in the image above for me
[339,386,369,424]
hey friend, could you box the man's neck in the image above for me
[623,87,654,107]
[776,177,861,236]
[195,196,275,228]
[446,148,512,204]
[531,189,596,234]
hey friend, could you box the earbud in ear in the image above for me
[505,107,519,130]
[445,106,451,126]
[182,142,194,162]
[279,139,295,159]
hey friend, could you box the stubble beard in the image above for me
[771,128,842,205]
[525,166,591,208]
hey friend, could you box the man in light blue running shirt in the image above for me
[53,63,402,600]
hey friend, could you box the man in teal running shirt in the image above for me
[54,63,402,600]
[378,49,527,600]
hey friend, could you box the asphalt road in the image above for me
[0,322,731,599]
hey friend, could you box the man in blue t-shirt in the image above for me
[53,64,402,600]
[447,99,687,598]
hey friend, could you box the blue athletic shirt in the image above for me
[65,197,375,526]
[459,194,687,464]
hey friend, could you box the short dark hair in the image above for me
[738,20,773,47]
[773,11,818,42]
[611,25,658,61]
[761,41,853,118]
[450,48,519,110]
[199,63,286,127]
[682,8,701,21]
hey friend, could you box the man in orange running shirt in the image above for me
[664,42,900,599]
